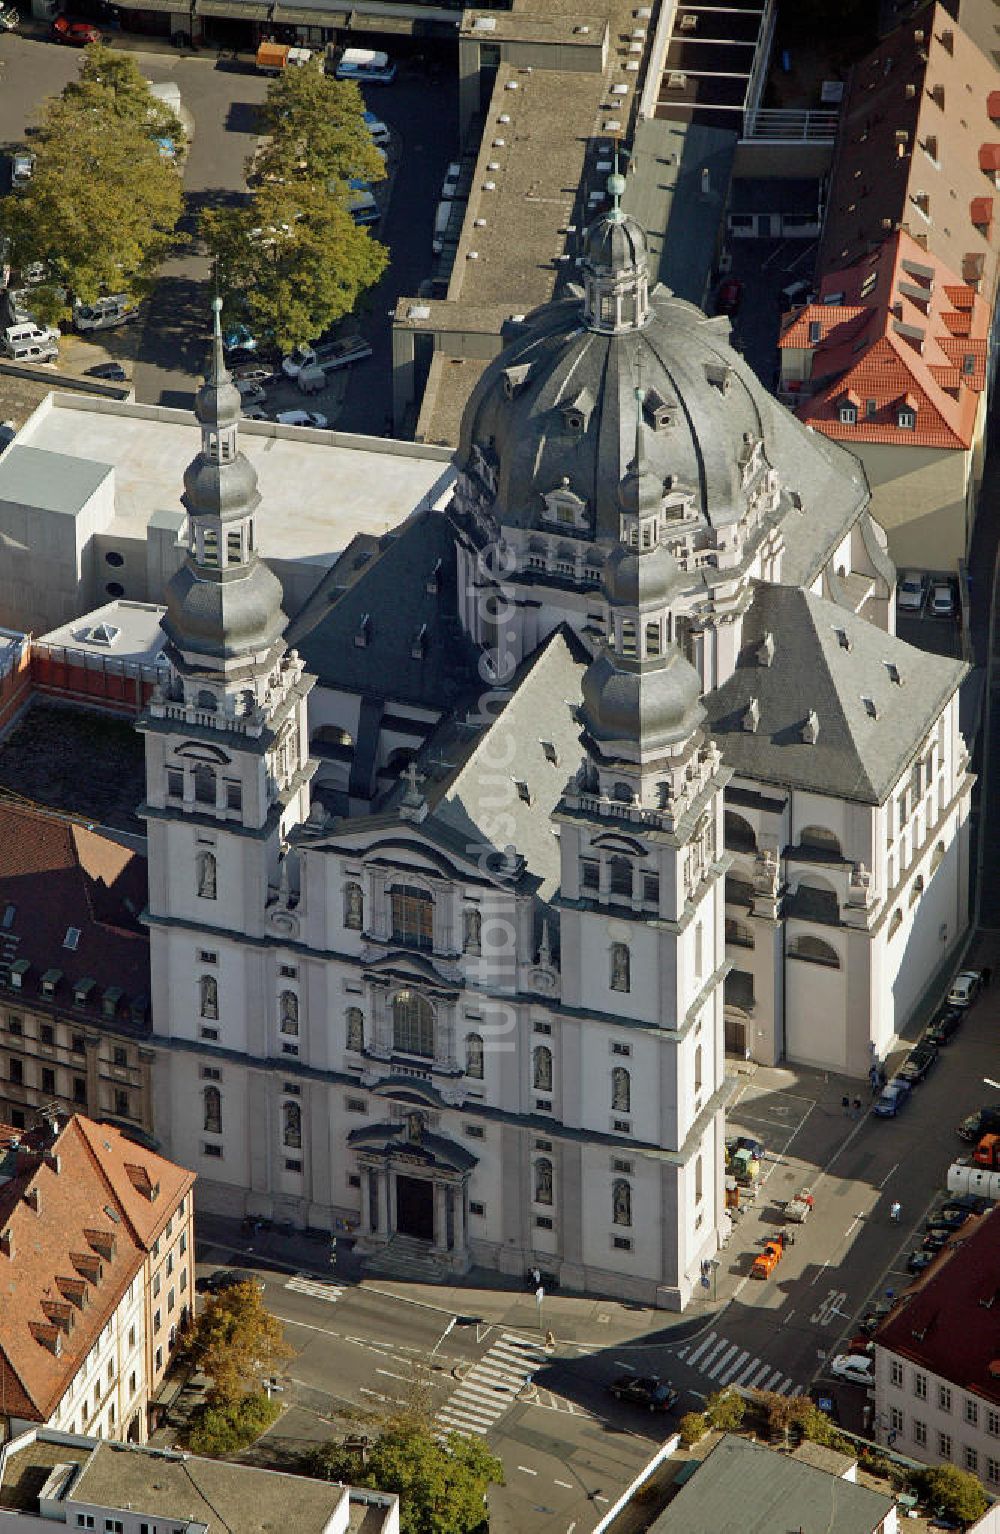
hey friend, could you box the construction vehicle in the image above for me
[256,41,312,73]
[973,1134,1000,1170]
[785,1189,814,1223]
[751,1232,785,1279]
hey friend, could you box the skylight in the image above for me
[63,927,81,951]
[1,905,15,930]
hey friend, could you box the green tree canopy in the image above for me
[0,44,183,326]
[182,1280,292,1407]
[916,1464,988,1525]
[305,1415,504,1534]
[202,176,387,354]
[253,59,383,190]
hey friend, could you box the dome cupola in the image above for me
[581,168,650,334]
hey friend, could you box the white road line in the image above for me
[706,1343,740,1379]
[744,1362,773,1388]
[760,1369,783,1391]
[776,1376,794,1395]
[733,1357,763,1387]
[375,1369,410,1382]
[433,1333,543,1437]
[717,1349,750,1385]
[698,1338,729,1373]
[555,1480,573,1490]
[685,1331,717,1368]
[879,1161,899,1189]
[517,1466,538,1476]
[614,1360,636,1370]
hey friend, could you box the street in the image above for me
[0,33,460,426]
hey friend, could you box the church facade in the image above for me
[142,186,971,1308]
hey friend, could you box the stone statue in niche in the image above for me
[196,850,217,900]
[406,1111,424,1146]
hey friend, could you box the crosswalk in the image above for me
[284,1272,346,1304]
[678,1330,800,1396]
[434,1331,548,1437]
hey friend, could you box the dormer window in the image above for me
[561,387,593,434]
[502,363,531,399]
[541,479,588,530]
[643,388,673,431]
[839,404,857,425]
[897,407,916,429]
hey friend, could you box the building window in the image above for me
[939,1385,952,1412]
[346,1007,364,1052]
[390,885,433,951]
[987,1409,1000,1437]
[533,1045,553,1092]
[74,1077,87,1104]
[695,1154,703,1204]
[465,1032,484,1079]
[611,1065,630,1113]
[40,1067,55,1093]
[964,1446,978,1473]
[839,404,857,425]
[613,1235,632,1251]
[891,1360,903,1387]
[279,990,299,1036]
[470,1201,485,1217]
[285,1159,302,1173]
[939,1432,952,1459]
[115,1089,129,1117]
[166,768,183,798]
[463,907,482,953]
[890,1406,903,1433]
[898,408,916,429]
[914,1373,927,1399]
[610,942,630,993]
[200,974,218,1020]
[609,857,632,898]
[581,859,599,891]
[392,989,434,1057]
[282,1101,302,1149]
[346,1096,367,1113]
[988,1458,1000,1486]
[193,764,215,805]
[71,1033,85,1053]
[643,872,659,904]
[40,1024,54,1045]
[203,1143,222,1158]
[344,882,364,931]
[612,1178,632,1227]
[203,1085,222,1135]
[225,780,242,812]
[8,1058,22,1085]
[534,1157,553,1205]
[913,1419,927,1446]
[196,850,217,900]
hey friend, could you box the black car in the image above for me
[957,1105,1000,1142]
[922,1228,951,1253]
[926,1007,963,1046]
[197,1267,262,1295]
[907,1249,936,1275]
[607,1374,679,1412]
[85,361,127,381]
[899,1041,938,1083]
[940,1194,990,1222]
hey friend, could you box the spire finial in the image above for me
[209,293,225,385]
[634,383,646,475]
[607,144,626,225]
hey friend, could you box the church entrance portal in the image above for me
[396,1175,434,1240]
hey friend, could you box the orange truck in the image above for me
[256,41,312,73]
[973,1134,1000,1170]
[751,1232,785,1279]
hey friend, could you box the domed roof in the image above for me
[183,453,261,521]
[456,274,867,546]
[604,542,685,609]
[195,297,241,430]
[583,206,648,275]
[162,559,286,660]
[581,648,704,752]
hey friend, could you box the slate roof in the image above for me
[287,508,481,712]
[704,583,966,804]
[652,1435,892,1534]
[781,230,989,450]
[0,446,112,516]
[875,1205,1000,1404]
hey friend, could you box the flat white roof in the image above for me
[16,394,455,568]
[40,599,168,666]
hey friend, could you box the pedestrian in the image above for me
[853,1096,862,1118]
[841,1095,850,1116]
[890,1200,902,1222]
[530,1266,541,1289]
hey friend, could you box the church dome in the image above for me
[603,542,684,609]
[582,205,648,276]
[582,648,704,752]
[183,454,260,521]
[162,559,287,660]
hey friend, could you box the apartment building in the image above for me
[0,1114,195,1445]
[874,1206,1000,1487]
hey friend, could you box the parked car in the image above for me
[930,580,955,618]
[51,14,101,43]
[715,277,744,315]
[21,261,48,286]
[907,1249,936,1275]
[606,1374,678,1411]
[948,970,982,1008]
[922,1228,951,1253]
[926,1006,963,1045]
[275,409,328,429]
[957,1105,1000,1143]
[733,1134,764,1159]
[11,151,34,188]
[224,323,256,354]
[441,160,461,200]
[85,362,127,381]
[235,379,266,406]
[874,1078,911,1117]
[242,407,270,421]
[897,570,928,612]
[282,343,317,378]
[197,1267,263,1294]
[899,1041,938,1084]
[0,7,19,31]
[830,1354,874,1386]
[363,110,390,148]
[940,1193,990,1221]
[232,365,274,387]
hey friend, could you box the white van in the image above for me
[73,294,137,332]
[334,46,397,84]
[2,323,59,362]
[235,379,267,406]
[432,199,454,256]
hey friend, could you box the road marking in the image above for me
[810,1290,849,1326]
[555,1480,573,1490]
[705,1342,738,1377]
[593,1496,609,1505]
[358,1387,386,1400]
[285,1273,346,1304]
[614,1360,635,1370]
[744,1362,773,1388]
[878,1162,899,1189]
[433,1331,546,1438]
[685,1331,717,1368]
[376,1368,410,1382]
[717,1349,751,1385]
[517,1466,538,1476]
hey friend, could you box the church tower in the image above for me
[139,299,315,1067]
[552,390,731,1305]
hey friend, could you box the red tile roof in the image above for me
[0,802,149,1026]
[979,145,1000,173]
[0,1114,194,1423]
[779,229,989,449]
[875,1207,1000,1404]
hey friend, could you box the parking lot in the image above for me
[0,31,461,432]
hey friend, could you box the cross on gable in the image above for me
[401,762,425,794]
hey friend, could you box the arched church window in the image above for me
[391,885,433,952]
[534,1157,553,1205]
[282,1101,302,1149]
[346,1007,364,1052]
[533,1045,553,1092]
[609,857,633,898]
[344,882,364,931]
[465,1032,484,1080]
[203,1086,222,1135]
[612,782,633,803]
[463,907,482,953]
[199,975,218,1020]
[610,943,630,994]
[393,990,434,1058]
[279,990,299,1035]
[612,1178,632,1227]
[611,1065,631,1112]
[194,765,216,805]
[195,850,217,900]
[787,934,841,968]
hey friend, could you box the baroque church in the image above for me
[142,178,971,1308]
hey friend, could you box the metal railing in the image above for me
[743,106,839,143]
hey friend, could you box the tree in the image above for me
[678,1411,708,1447]
[64,43,185,144]
[202,177,387,354]
[252,59,383,191]
[706,1389,745,1432]
[182,1280,292,1407]
[0,45,183,325]
[304,1415,504,1534]
[916,1464,988,1525]
[185,1390,280,1457]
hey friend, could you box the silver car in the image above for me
[11,152,34,188]
[896,570,927,611]
[931,580,955,618]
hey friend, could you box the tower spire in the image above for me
[209,292,228,391]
